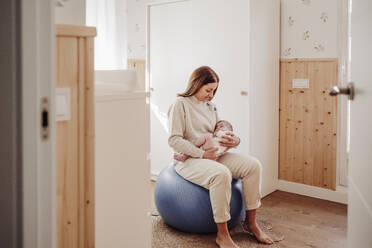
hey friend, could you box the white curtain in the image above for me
[86,0,127,70]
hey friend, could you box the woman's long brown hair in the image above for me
[177,66,219,98]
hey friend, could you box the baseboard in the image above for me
[261,182,278,198]
[277,180,348,204]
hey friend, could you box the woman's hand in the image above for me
[202,147,219,160]
[219,131,240,149]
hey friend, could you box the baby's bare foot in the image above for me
[242,222,273,245]
[216,235,240,248]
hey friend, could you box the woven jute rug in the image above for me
[151,211,284,248]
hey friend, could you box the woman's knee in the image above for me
[212,166,232,184]
[239,156,262,176]
[249,157,262,175]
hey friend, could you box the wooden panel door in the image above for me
[279,59,338,190]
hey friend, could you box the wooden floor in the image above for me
[150,181,347,248]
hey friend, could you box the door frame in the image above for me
[22,0,56,247]
[337,0,350,188]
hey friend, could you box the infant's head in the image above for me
[214,120,233,137]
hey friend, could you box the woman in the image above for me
[168,66,273,247]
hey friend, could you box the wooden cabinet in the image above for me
[56,24,96,248]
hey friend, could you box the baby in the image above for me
[174,120,234,162]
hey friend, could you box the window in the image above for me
[86,0,127,70]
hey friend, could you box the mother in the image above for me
[167,66,273,247]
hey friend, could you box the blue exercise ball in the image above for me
[154,164,245,234]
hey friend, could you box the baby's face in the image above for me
[214,122,232,135]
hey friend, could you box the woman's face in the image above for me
[194,82,218,102]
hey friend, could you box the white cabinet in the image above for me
[95,91,151,248]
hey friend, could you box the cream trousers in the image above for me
[174,152,262,223]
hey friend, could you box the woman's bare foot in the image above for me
[216,234,240,248]
[242,222,273,245]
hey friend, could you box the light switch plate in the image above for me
[56,88,71,121]
[292,78,310,89]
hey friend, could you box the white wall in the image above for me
[127,0,165,59]
[249,0,280,196]
[127,0,148,59]
[55,0,86,25]
[129,0,318,61]
[280,0,338,58]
